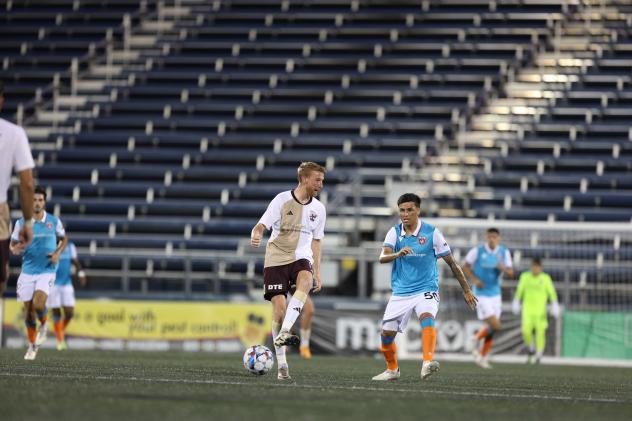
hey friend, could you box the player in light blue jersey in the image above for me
[47,240,87,350]
[10,186,67,360]
[463,228,514,369]
[372,193,477,381]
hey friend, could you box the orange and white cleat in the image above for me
[371,368,400,381]
[299,345,312,359]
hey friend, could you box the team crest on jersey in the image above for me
[418,236,426,245]
[46,222,53,229]
[309,211,317,222]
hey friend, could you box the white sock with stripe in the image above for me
[281,290,308,332]
[272,321,287,366]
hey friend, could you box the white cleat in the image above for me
[474,352,483,366]
[476,358,492,369]
[277,363,291,380]
[421,360,440,380]
[371,368,400,381]
[36,322,48,346]
[24,344,38,361]
[274,330,300,347]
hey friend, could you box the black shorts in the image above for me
[263,259,313,301]
[0,238,8,283]
[1,203,9,284]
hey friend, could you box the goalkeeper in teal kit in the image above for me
[512,258,560,364]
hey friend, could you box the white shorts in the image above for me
[16,273,55,302]
[476,295,502,320]
[382,291,440,333]
[47,284,76,308]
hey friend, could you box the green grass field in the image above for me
[1,349,631,421]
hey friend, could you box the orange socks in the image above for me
[380,316,438,369]
[27,327,36,344]
[25,320,37,345]
[481,337,494,357]
[53,313,66,343]
[421,315,437,362]
[54,321,64,342]
[476,326,489,341]
[380,336,398,371]
[422,326,437,362]
[478,326,495,357]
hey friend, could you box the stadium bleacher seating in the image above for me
[3,0,631,295]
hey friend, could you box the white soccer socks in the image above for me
[281,290,308,332]
[271,321,287,366]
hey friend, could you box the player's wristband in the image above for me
[78,270,86,277]
[23,220,33,227]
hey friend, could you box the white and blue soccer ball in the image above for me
[243,345,274,375]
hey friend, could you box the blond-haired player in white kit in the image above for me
[250,162,326,380]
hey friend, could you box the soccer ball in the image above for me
[243,345,274,375]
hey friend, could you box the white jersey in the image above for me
[0,117,35,203]
[258,190,326,267]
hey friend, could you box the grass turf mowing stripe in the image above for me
[0,371,626,404]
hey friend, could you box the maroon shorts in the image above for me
[263,259,313,301]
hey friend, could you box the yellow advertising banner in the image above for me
[2,299,272,346]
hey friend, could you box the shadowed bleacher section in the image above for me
[3,0,631,294]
